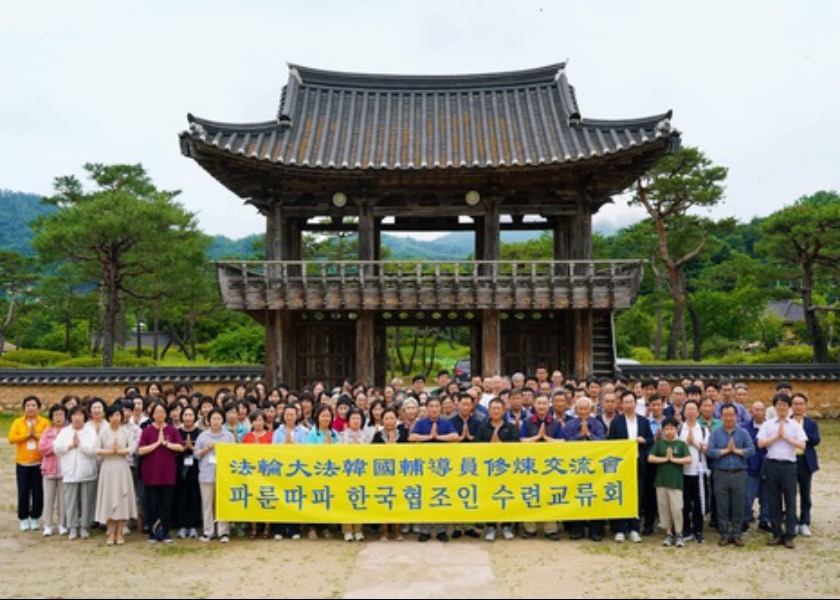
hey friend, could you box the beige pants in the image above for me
[43,477,65,529]
[523,521,558,535]
[656,487,684,535]
[199,482,229,538]
[341,523,362,534]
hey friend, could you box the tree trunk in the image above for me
[102,262,121,367]
[135,309,142,357]
[688,303,702,361]
[0,286,15,356]
[802,261,829,362]
[152,305,160,360]
[666,267,682,360]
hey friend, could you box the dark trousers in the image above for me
[795,456,813,526]
[713,469,746,539]
[682,474,704,536]
[765,459,797,539]
[146,485,175,538]
[16,464,43,521]
[642,462,658,530]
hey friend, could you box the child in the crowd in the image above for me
[648,417,692,547]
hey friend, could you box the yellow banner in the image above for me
[216,441,637,523]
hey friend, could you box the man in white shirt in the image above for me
[757,394,807,549]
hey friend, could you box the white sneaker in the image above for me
[58,526,69,536]
[177,528,188,539]
[502,527,514,540]
[80,528,90,539]
[19,519,30,532]
[614,532,626,543]
[274,534,284,541]
[42,526,53,537]
[794,525,801,535]
[291,533,301,540]
[344,532,354,542]
[354,531,365,542]
[68,528,78,540]
[485,527,496,541]
[799,524,812,537]
[629,530,642,543]
[29,518,40,531]
[188,528,199,539]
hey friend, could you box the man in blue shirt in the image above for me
[706,404,755,546]
[409,396,459,542]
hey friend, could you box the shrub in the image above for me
[629,346,655,362]
[0,358,26,368]
[3,349,71,366]
[54,357,101,367]
[207,326,265,364]
[751,345,813,363]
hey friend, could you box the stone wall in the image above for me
[0,382,235,410]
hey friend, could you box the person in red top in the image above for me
[8,395,50,532]
[242,410,272,539]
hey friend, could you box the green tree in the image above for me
[32,163,206,366]
[759,191,840,362]
[632,146,728,360]
[0,250,38,354]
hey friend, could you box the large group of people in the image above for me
[7,369,820,549]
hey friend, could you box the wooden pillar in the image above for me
[552,216,573,260]
[574,311,593,380]
[264,199,296,388]
[356,312,375,385]
[356,201,376,384]
[572,196,593,379]
[573,199,592,259]
[478,198,501,376]
[481,309,501,377]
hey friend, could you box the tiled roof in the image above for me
[181,63,678,172]
[0,367,263,386]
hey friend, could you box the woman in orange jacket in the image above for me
[7,395,50,532]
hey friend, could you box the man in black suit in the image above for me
[791,393,820,538]
[608,390,654,543]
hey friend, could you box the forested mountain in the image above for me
[0,190,54,255]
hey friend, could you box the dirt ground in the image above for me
[1,418,838,599]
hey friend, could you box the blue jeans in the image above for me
[744,472,769,526]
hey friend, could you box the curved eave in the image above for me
[180,120,679,172]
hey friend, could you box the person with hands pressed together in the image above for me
[138,400,184,544]
[476,397,520,541]
[372,407,408,541]
[409,396,458,542]
[757,394,807,549]
[520,393,564,540]
[608,390,653,542]
[565,396,607,542]
[450,392,482,444]
[54,406,98,540]
[8,395,50,532]
[94,403,137,546]
[648,417,692,547]
[705,403,755,547]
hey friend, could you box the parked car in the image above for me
[453,358,471,387]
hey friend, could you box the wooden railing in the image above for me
[216,260,644,312]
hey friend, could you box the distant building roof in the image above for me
[766,300,805,323]
[181,62,679,175]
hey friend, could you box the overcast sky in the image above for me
[2,1,838,239]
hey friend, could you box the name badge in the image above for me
[208,453,217,465]
[26,439,37,451]
[184,456,194,467]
